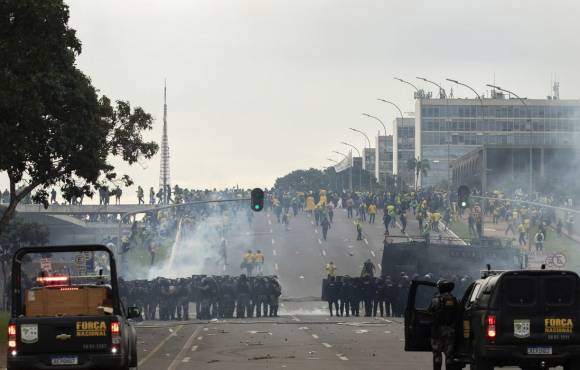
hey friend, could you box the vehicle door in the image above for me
[455,282,480,356]
[404,280,437,351]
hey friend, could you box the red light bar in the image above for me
[36,276,69,283]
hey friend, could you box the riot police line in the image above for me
[321,274,473,317]
[119,274,282,320]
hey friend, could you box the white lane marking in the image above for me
[203,328,208,332]
[275,263,279,271]
[273,250,277,256]
[322,250,326,257]
[339,356,349,361]
[370,250,376,257]
[364,238,368,245]
[191,345,198,352]
[314,229,318,234]
[378,263,382,270]
[318,239,322,244]
[311,221,315,225]
[272,238,275,244]
[182,357,191,363]
[291,315,301,322]
[312,334,319,339]
[268,219,272,225]
[270,229,273,233]
[166,326,201,370]
[197,336,203,341]
[322,342,332,348]
[138,325,184,367]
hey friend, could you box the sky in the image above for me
[3,0,580,200]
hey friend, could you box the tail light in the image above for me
[8,323,17,355]
[111,320,120,354]
[486,314,497,341]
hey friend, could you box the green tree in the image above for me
[0,0,158,234]
[406,157,431,191]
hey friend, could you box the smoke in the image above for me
[145,203,254,279]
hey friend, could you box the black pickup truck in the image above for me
[406,269,580,370]
[6,245,141,370]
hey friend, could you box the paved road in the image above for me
[134,315,432,370]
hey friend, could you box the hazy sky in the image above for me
[3,0,580,198]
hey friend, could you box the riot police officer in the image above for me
[428,279,459,370]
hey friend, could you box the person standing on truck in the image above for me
[428,279,459,370]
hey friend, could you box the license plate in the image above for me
[527,346,552,355]
[51,356,79,365]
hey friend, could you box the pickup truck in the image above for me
[405,269,580,370]
[6,244,141,370]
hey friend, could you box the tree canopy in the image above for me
[0,0,158,234]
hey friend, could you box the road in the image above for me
[134,207,458,370]
[0,207,460,370]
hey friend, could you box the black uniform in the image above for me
[428,280,459,370]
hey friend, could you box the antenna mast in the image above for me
[159,80,171,204]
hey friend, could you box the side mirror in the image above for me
[127,306,142,320]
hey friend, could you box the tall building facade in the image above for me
[415,96,580,188]
[375,135,393,185]
[394,117,415,187]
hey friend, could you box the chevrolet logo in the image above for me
[56,334,72,341]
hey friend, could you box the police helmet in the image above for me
[437,279,455,293]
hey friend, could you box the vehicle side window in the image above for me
[469,283,482,303]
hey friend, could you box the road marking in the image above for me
[273,250,277,256]
[318,239,322,244]
[275,263,279,271]
[378,263,382,270]
[191,345,198,352]
[138,325,184,367]
[364,238,368,244]
[182,357,191,363]
[312,334,319,339]
[339,356,349,361]
[291,315,301,322]
[311,221,315,225]
[268,219,272,225]
[166,326,201,370]
[314,229,318,234]
[197,336,203,341]
[322,250,326,257]
[370,250,376,257]
[270,229,273,233]
[272,238,275,244]
[322,342,332,348]
[203,327,208,332]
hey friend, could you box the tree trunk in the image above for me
[0,177,36,236]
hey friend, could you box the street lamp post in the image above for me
[333,150,353,192]
[341,142,362,192]
[378,99,404,189]
[363,113,387,191]
[487,84,533,195]
[417,76,446,99]
[349,128,373,193]
[394,77,419,93]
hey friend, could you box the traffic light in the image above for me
[250,188,264,212]
[458,185,470,209]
